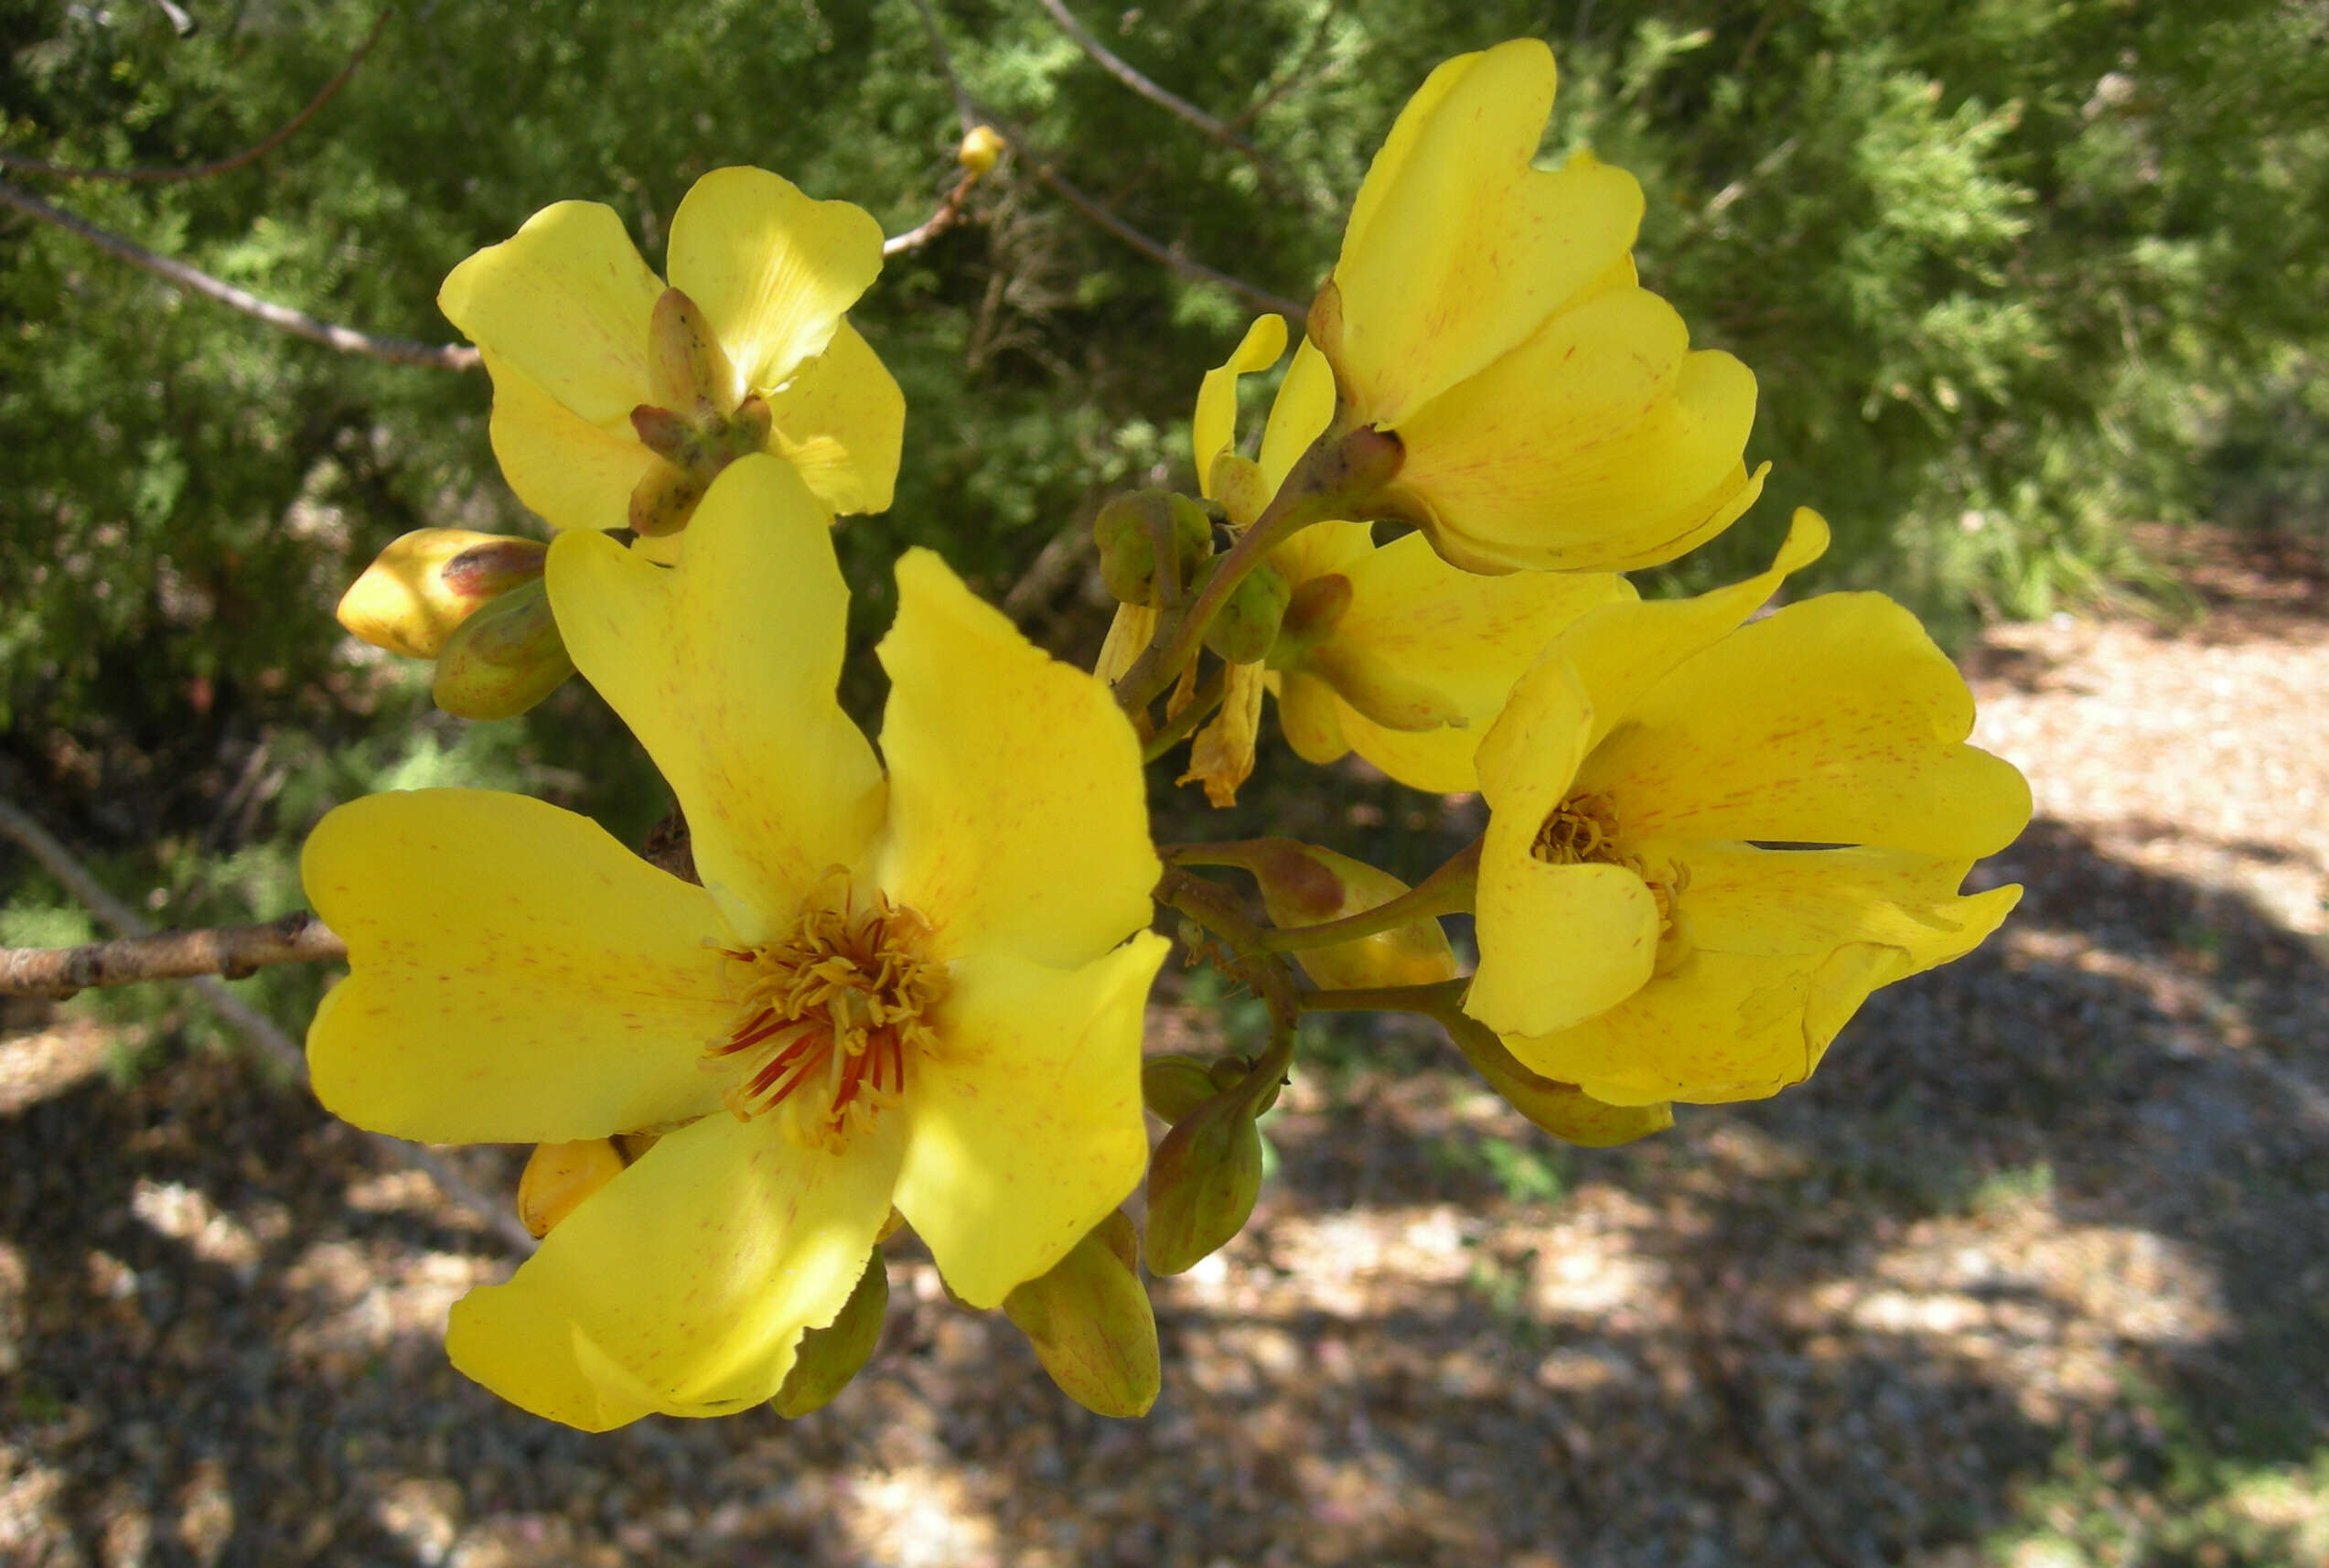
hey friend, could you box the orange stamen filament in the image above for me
[708,876,945,1152]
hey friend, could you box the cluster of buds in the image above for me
[299,46,2024,1434]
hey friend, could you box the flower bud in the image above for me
[1002,1211,1158,1418]
[1093,490,1212,606]
[1141,1055,1218,1124]
[1198,557,1292,666]
[958,125,1007,175]
[1249,841,1458,991]
[431,576,576,720]
[645,286,736,422]
[773,1248,889,1418]
[515,1138,624,1238]
[337,530,548,660]
[1144,1087,1266,1275]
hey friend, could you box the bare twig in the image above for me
[882,165,984,258]
[0,798,535,1254]
[2,911,348,999]
[146,0,199,38]
[0,7,391,184]
[0,177,482,370]
[1034,0,1265,160]
[903,0,1306,322]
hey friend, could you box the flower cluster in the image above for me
[315,38,2026,1430]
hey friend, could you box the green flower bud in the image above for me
[1197,558,1291,666]
[772,1247,889,1418]
[1144,1088,1266,1275]
[1002,1211,1158,1418]
[1141,1055,1218,1124]
[1093,490,1212,606]
[430,576,575,720]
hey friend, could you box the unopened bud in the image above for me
[773,1247,889,1418]
[1002,1211,1158,1418]
[338,530,547,660]
[1144,1089,1266,1275]
[1197,558,1291,665]
[1250,841,1458,991]
[1093,490,1212,606]
[431,576,575,719]
[1142,1055,1218,1124]
[516,1138,624,1238]
[958,125,1007,175]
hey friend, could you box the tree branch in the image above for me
[0,6,392,185]
[1034,0,1265,160]
[0,798,534,1254]
[0,177,482,370]
[1,910,347,999]
[902,0,1306,322]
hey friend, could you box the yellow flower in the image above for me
[1463,510,2032,1105]
[1310,39,1765,575]
[1193,315,1633,793]
[302,456,1165,1430]
[439,166,905,550]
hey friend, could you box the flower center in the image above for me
[709,877,947,1153]
[625,285,772,537]
[1531,792,1690,935]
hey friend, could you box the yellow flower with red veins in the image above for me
[1311,38,1765,575]
[302,455,1164,1430]
[1463,510,2032,1105]
[440,166,905,549]
[1190,314,1633,796]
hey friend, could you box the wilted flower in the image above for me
[440,166,904,547]
[304,456,1164,1429]
[1464,510,2032,1104]
[1308,38,1765,575]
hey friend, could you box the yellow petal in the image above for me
[1499,883,2020,1105]
[1578,593,2034,857]
[668,166,885,403]
[478,346,658,535]
[1194,316,1287,499]
[439,199,663,426]
[1555,507,1829,755]
[1659,843,2021,961]
[1257,338,1337,497]
[1269,516,1374,594]
[1393,289,1760,571]
[1315,703,1485,794]
[301,789,730,1144]
[1334,40,1644,424]
[764,320,905,516]
[546,456,885,938]
[1272,668,1349,767]
[873,549,1160,970]
[1253,847,1457,991]
[1467,657,1663,1034]
[445,1109,899,1430]
[893,936,1167,1309]
[1307,531,1633,731]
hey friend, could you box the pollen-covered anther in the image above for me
[1532,792,1689,939]
[709,877,948,1151]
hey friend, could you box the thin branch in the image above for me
[0,6,391,184]
[0,798,535,1254]
[903,0,1306,322]
[2,910,347,999]
[1034,0,1265,160]
[881,165,984,258]
[1222,1,1346,134]
[0,177,482,370]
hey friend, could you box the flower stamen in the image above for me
[710,874,947,1152]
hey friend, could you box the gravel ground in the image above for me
[4,531,2325,1568]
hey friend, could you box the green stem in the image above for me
[1140,666,1228,763]
[1159,836,1482,954]
[1295,978,1466,1015]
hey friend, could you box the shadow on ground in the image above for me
[3,803,2325,1567]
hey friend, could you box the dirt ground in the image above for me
[3,530,2326,1568]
